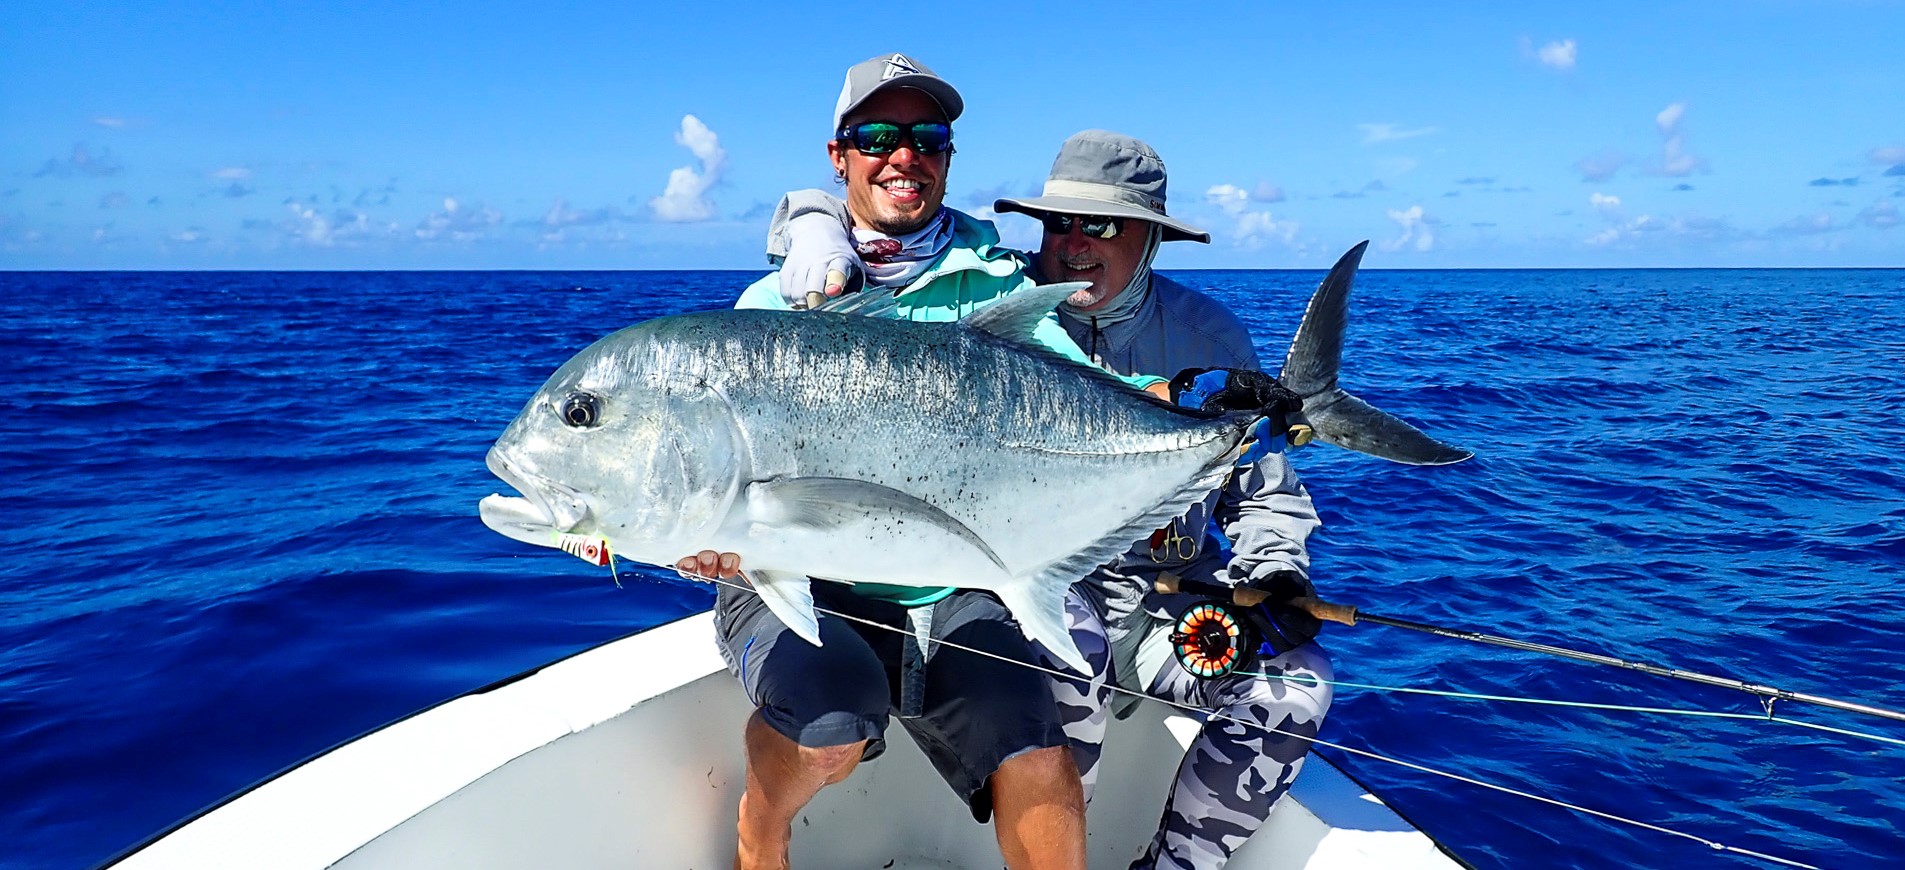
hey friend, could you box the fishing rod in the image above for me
[1155,574,1905,725]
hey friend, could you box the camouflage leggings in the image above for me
[1036,588,1334,870]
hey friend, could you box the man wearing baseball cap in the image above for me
[684,54,1141,870]
[768,130,1334,870]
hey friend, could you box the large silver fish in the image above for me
[479,243,1467,673]
[480,282,1249,673]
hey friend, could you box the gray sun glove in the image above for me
[773,208,859,308]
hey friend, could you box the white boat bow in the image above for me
[108,610,1464,869]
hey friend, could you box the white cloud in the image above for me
[1206,183,1298,247]
[169,228,207,244]
[1655,102,1705,177]
[649,115,727,222]
[1359,123,1439,146]
[211,167,253,181]
[1206,184,1250,216]
[287,203,333,245]
[416,197,502,241]
[275,203,393,247]
[1382,205,1434,252]
[1206,183,1287,216]
[92,116,128,128]
[1870,146,1905,167]
[1655,103,1686,133]
[1590,193,1622,214]
[1586,213,1736,247]
[1234,211,1299,248]
[1537,39,1577,71]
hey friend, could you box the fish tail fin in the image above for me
[745,570,823,647]
[1306,387,1473,465]
[996,575,1090,674]
[1279,240,1472,465]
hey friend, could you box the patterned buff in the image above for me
[852,208,954,288]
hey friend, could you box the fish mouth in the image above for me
[479,449,589,548]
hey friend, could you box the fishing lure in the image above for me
[556,533,622,587]
[557,533,611,566]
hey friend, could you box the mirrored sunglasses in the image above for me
[835,121,955,156]
[1041,213,1124,240]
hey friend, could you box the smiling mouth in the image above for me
[879,178,925,202]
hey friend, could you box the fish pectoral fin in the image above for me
[995,576,1089,674]
[745,570,822,647]
[745,477,1008,573]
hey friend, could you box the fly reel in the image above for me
[1170,601,1255,679]
[1170,592,1323,680]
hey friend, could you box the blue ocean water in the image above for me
[2,268,1901,870]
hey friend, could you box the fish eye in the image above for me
[559,392,601,428]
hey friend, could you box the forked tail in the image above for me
[1279,241,1472,466]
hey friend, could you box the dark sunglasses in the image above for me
[835,121,955,156]
[1041,213,1124,240]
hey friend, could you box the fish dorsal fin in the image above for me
[962,282,1090,344]
[1279,241,1366,396]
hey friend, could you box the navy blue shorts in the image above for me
[712,579,1068,820]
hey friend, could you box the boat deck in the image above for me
[111,611,1461,869]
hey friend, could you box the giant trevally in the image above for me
[480,282,1251,673]
[478,243,1466,673]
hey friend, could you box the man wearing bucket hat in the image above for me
[767,131,1333,870]
[685,54,1124,870]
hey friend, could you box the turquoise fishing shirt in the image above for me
[735,208,1164,606]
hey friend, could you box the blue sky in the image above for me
[3,1,1902,269]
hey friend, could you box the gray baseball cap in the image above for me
[832,53,964,132]
[996,130,1209,243]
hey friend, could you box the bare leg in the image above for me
[989,745,1087,870]
[735,711,866,870]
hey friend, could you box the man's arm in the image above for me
[1213,454,1320,589]
[767,190,859,303]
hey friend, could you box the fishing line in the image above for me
[1241,671,1905,749]
[668,565,1821,870]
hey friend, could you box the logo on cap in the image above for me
[881,54,922,80]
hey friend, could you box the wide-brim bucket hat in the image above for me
[996,130,1209,243]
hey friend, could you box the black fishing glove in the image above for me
[1236,569,1323,657]
[1169,367,1302,416]
[1169,368,1308,462]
